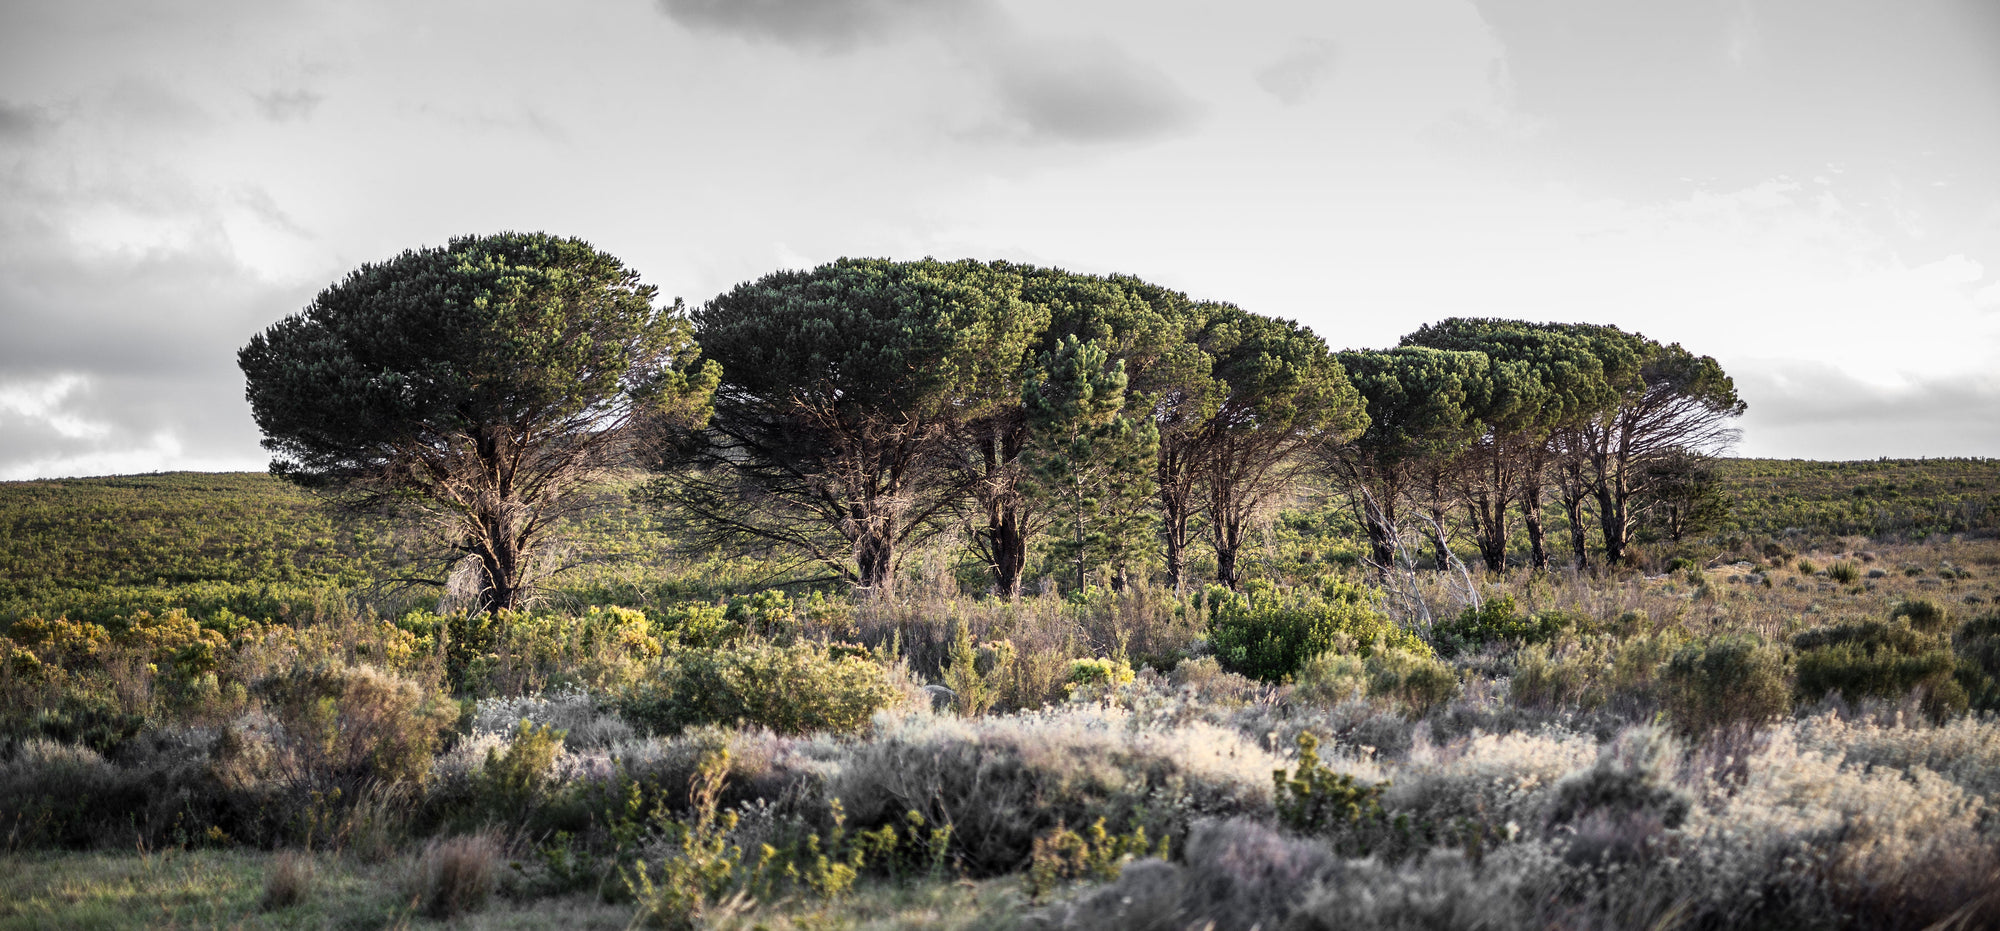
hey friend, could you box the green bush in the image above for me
[1954,611,2000,711]
[1065,657,1135,693]
[251,660,457,786]
[1890,598,1953,634]
[619,641,900,736]
[1793,619,1965,719]
[1431,596,1580,658]
[1661,634,1791,734]
[1827,561,1862,584]
[1365,648,1460,718]
[1205,582,1423,683]
[1273,731,1387,838]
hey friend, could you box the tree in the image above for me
[951,265,1178,597]
[1325,347,1490,572]
[1188,305,1367,589]
[1401,319,1622,572]
[649,258,1045,595]
[238,232,716,613]
[1550,325,1745,566]
[1021,335,1160,592]
[1637,446,1731,544]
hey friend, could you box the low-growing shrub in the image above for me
[1065,657,1135,694]
[1273,732,1387,839]
[1890,598,1952,634]
[1432,596,1580,658]
[1793,620,1967,720]
[1544,726,1690,865]
[619,640,901,736]
[1661,634,1791,735]
[1206,582,1424,683]
[1365,648,1459,718]
[1828,561,1862,584]
[251,660,457,786]
[1955,610,2000,711]
[1026,817,1169,901]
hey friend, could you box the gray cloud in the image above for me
[1255,39,1337,105]
[655,0,1197,145]
[252,88,323,122]
[0,100,56,141]
[1734,363,2000,459]
[655,0,971,52]
[987,40,1200,144]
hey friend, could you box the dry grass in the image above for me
[408,832,502,919]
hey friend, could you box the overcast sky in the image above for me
[2,0,1997,479]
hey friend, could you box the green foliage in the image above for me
[1064,656,1136,693]
[1274,732,1388,836]
[653,257,1047,592]
[1661,634,1792,734]
[474,720,567,816]
[1205,581,1423,683]
[1828,560,1862,584]
[1715,457,2000,540]
[1023,335,1161,591]
[240,231,717,613]
[1891,598,1953,634]
[1432,596,1582,657]
[251,660,457,786]
[1793,620,1967,719]
[1025,817,1168,901]
[618,640,899,736]
[1954,610,2000,711]
[1365,648,1461,718]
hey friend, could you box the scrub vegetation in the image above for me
[5,245,1999,929]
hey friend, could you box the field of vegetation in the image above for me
[3,459,1998,929]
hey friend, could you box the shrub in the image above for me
[824,706,1281,876]
[1026,817,1169,901]
[1828,561,1862,584]
[1955,611,2000,711]
[1792,620,1967,720]
[1545,725,1690,865]
[619,640,900,736]
[1432,596,1579,658]
[1291,651,1368,706]
[251,660,457,786]
[651,601,738,650]
[1797,558,1818,575]
[1273,732,1387,837]
[1206,582,1423,683]
[1365,648,1460,718]
[1890,598,1952,634]
[1065,657,1135,694]
[1661,634,1791,734]
[473,719,567,816]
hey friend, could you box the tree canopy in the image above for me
[238,231,715,612]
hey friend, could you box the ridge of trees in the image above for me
[242,239,1747,607]
[645,261,1744,595]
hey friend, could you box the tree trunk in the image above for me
[1521,481,1549,572]
[1562,490,1592,571]
[1359,496,1397,572]
[1467,498,1507,574]
[1213,513,1244,589]
[1161,499,1192,594]
[1595,479,1630,568]
[856,530,896,595]
[1520,455,1552,571]
[988,506,1026,599]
